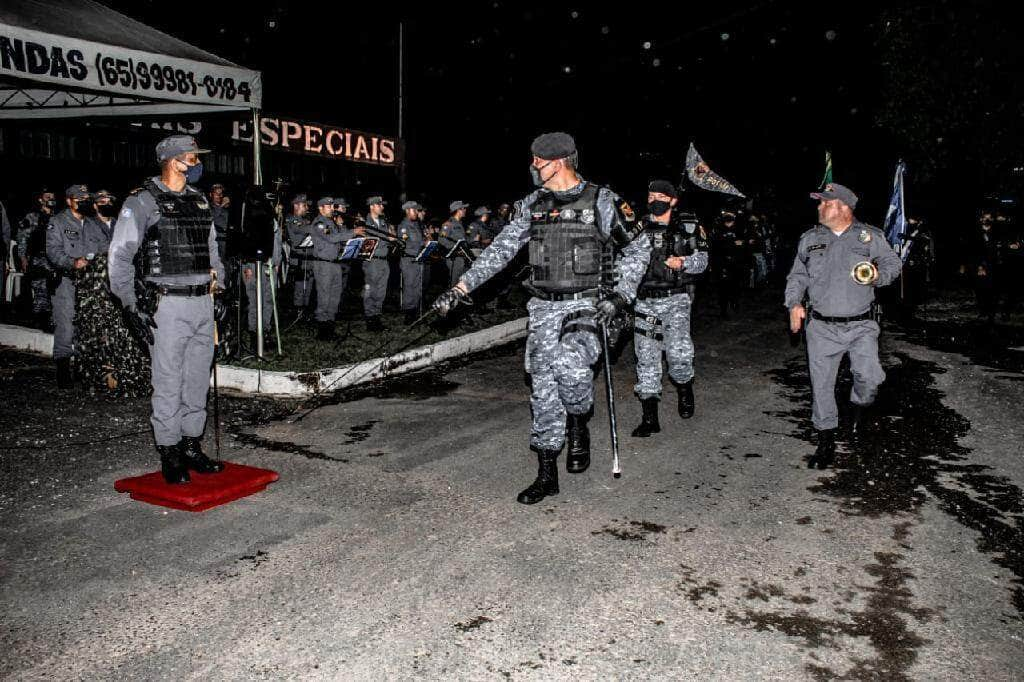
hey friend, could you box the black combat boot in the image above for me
[180,436,225,474]
[366,316,384,332]
[851,404,870,435]
[158,444,191,485]
[403,309,419,325]
[565,413,591,473]
[631,398,661,437]
[808,429,837,470]
[247,330,258,352]
[516,450,560,504]
[316,321,335,341]
[56,358,73,389]
[675,379,695,419]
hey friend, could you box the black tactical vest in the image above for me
[639,212,704,295]
[527,183,611,294]
[140,179,213,277]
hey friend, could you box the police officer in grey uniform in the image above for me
[468,206,493,250]
[108,135,226,484]
[46,185,112,388]
[631,180,710,437]
[16,189,57,329]
[243,212,282,349]
[439,201,471,287]
[785,183,903,468]
[398,200,428,324]
[286,194,315,317]
[310,197,353,340]
[94,190,119,238]
[362,196,395,331]
[433,132,651,505]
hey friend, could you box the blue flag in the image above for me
[883,160,909,261]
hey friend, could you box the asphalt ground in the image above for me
[1,288,1022,680]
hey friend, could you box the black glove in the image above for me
[593,292,626,327]
[124,306,158,346]
[213,294,228,322]
[432,287,473,316]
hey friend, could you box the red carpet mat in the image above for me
[114,463,279,512]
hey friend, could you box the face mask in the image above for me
[75,200,96,217]
[648,200,671,216]
[530,161,555,187]
[183,161,204,184]
[44,199,57,209]
[98,204,118,219]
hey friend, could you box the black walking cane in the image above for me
[600,323,622,478]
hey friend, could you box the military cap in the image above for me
[317,196,335,207]
[474,206,491,217]
[65,184,90,199]
[156,134,209,162]
[647,179,678,199]
[334,197,349,208]
[530,132,576,160]
[292,193,308,204]
[402,200,422,211]
[810,182,859,210]
[449,200,469,213]
[366,195,385,206]
[94,189,116,201]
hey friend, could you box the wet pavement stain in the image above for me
[232,431,349,463]
[678,564,723,606]
[453,615,493,632]
[592,518,667,543]
[342,420,381,445]
[769,350,1024,616]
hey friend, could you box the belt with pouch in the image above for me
[526,288,600,302]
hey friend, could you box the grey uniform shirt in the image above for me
[108,177,225,309]
[310,214,352,260]
[459,180,652,303]
[46,209,112,274]
[398,218,426,257]
[364,216,393,259]
[784,221,902,316]
[286,215,313,260]
[439,219,467,252]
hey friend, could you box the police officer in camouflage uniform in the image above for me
[46,185,112,388]
[785,183,902,469]
[310,196,353,340]
[108,135,226,484]
[362,196,394,331]
[286,194,315,318]
[398,200,428,324]
[16,189,57,329]
[433,132,651,505]
[630,180,709,437]
[439,201,471,287]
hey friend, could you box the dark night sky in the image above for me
[86,2,1024,226]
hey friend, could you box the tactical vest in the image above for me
[639,213,703,295]
[527,183,611,295]
[140,179,213,277]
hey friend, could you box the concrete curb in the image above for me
[217,316,528,397]
[0,323,54,355]
[0,318,528,397]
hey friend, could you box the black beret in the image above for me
[647,179,678,199]
[530,132,577,160]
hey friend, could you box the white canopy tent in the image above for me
[0,0,264,181]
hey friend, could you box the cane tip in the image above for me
[613,472,621,479]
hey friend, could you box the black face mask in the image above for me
[530,161,555,187]
[75,200,96,217]
[648,200,671,216]
[98,204,118,219]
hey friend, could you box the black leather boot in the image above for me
[158,444,191,484]
[808,429,837,470]
[565,413,591,474]
[851,404,870,435]
[403,309,419,325]
[366,316,384,332]
[676,379,695,419]
[180,436,225,474]
[56,358,73,389]
[316,321,335,341]
[516,450,560,504]
[631,398,661,437]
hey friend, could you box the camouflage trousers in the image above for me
[524,298,602,452]
[633,293,694,400]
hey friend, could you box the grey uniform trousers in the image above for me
[400,259,425,312]
[244,264,275,331]
[633,293,695,399]
[52,276,76,360]
[150,295,214,446]
[313,261,346,322]
[805,318,885,430]
[525,298,602,452]
[293,260,315,307]
[363,259,390,317]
